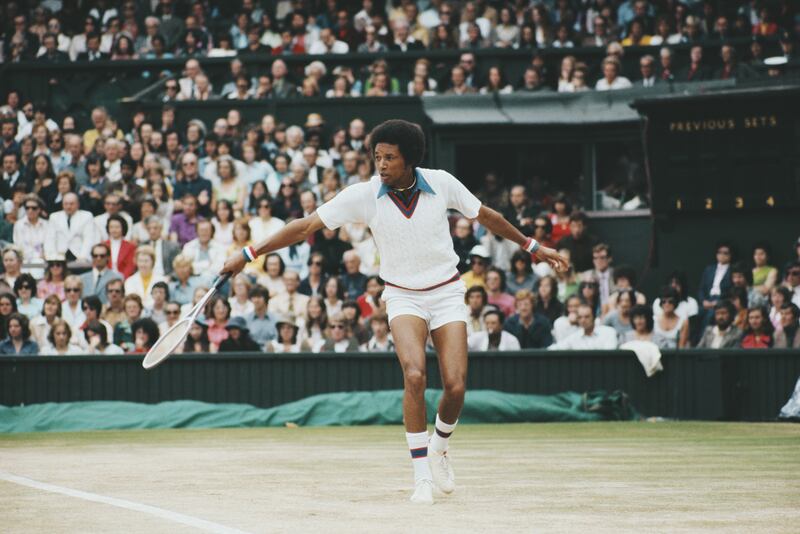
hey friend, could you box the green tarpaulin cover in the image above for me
[0,389,638,433]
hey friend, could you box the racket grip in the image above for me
[213,272,232,291]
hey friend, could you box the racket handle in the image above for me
[213,272,232,291]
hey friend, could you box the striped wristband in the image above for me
[242,246,257,263]
[522,238,540,254]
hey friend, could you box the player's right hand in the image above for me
[220,252,247,277]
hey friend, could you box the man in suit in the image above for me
[677,45,710,82]
[697,300,742,348]
[144,215,179,277]
[80,243,122,305]
[582,16,612,47]
[698,241,734,328]
[37,33,70,63]
[44,192,97,265]
[76,32,108,61]
[582,243,616,307]
[635,54,660,87]
[1,151,31,200]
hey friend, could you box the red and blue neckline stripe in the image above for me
[377,169,436,219]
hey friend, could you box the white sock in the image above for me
[405,431,432,482]
[429,413,457,454]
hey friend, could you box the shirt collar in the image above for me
[377,168,436,198]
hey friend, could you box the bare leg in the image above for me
[430,321,468,424]
[390,315,431,433]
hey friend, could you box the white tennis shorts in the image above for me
[381,279,468,330]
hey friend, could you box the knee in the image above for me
[404,366,427,394]
[443,376,466,400]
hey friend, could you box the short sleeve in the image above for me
[442,171,481,218]
[316,182,370,230]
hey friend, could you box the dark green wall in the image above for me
[2,350,798,421]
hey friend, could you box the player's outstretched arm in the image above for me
[475,205,569,272]
[220,213,326,277]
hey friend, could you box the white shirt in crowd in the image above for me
[552,316,582,343]
[595,76,633,91]
[248,216,286,244]
[467,331,521,351]
[710,263,729,297]
[549,325,619,350]
[316,169,481,289]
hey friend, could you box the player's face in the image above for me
[374,143,409,186]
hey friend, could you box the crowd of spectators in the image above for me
[2,1,798,97]
[1,83,799,355]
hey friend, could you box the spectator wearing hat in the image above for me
[469,309,521,351]
[697,300,742,349]
[503,289,553,349]
[461,244,491,289]
[0,312,39,355]
[219,316,261,352]
[266,315,311,353]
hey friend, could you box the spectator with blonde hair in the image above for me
[124,245,167,308]
[41,318,82,355]
[595,56,632,90]
[61,274,85,332]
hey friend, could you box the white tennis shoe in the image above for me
[429,450,455,494]
[410,479,434,505]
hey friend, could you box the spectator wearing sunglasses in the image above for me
[299,252,328,297]
[13,194,48,271]
[79,243,123,305]
[784,261,800,307]
[461,245,491,289]
[316,312,360,353]
[14,273,43,320]
[101,278,126,328]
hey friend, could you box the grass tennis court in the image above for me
[2,422,799,533]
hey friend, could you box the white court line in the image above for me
[0,471,251,534]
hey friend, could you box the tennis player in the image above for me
[221,120,568,504]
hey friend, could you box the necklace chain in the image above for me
[392,175,417,193]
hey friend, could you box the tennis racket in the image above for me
[142,272,231,370]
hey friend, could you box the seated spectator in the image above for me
[61,275,85,332]
[357,275,384,320]
[228,274,254,318]
[160,301,182,334]
[44,192,96,264]
[0,312,39,355]
[41,318,82,355]
[317,312,360,353]
[14,273,42,319]
[752,242,778,301]
[785,261,800,307]
[531,216,556,250]
[653,287,689,349]
[465,285,490,335]
[740,306,774,349]
[128,317,159,354]
[101,278,126,327]
[168,254,203,306]
[147,282,169,324]
[182,220,225,274]
[143,216,180,277]
[297,296,327,348]
[536,275,564,325]
[698,242,734,326]
[170,193,204,246]
[602,288,635,339]
[452,217,478,273]
[728,286,750,331]
[506,250,537,296]
[219,316,261,352]
[549,303,618,350]
[469,309,521,351]
[30,294,62,348]
[621,305,669,348]
[340,250,368,301]
[104,215,136,279]
[697,300,742,349]
[555,253,579,302]
[183,318,211,354]
[206,295,231,350]
[79,244,123,305]
[125,246,167,308]
[503,289,553,349]
[461,245,491,289]
[774,304,800,349]
[266,315,311,353]
[480,66,514,94]
[653,270,699,322]
[603,266,647,315]
[362,312,394,352]
[113,294,143,352]
[13,193,48,269]
[517,66,550,92]
[37,255,68,302]
[79,295,113,346]
[731,262,766,308]
[248,197,285,244]
[446,66,477,95]
[595,56,633,91]
[556,212,598,273]
[342,300,370,345]
[244,285,277,346]
[269,270,310,318]
[578,280,601,318]
[486,268,515,318]
[84,319,124,355]
[1,246,24,288]
[299,252,328,298]
[552,294,583,343]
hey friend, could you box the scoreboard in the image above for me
[633,86,800,214]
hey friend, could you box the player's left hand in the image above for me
[533,246,569,272]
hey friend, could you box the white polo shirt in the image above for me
[316,168,481,290]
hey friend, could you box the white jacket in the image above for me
[467,331,521,351]
[44,210,98,262]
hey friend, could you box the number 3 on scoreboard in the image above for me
[705,198,713,210]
